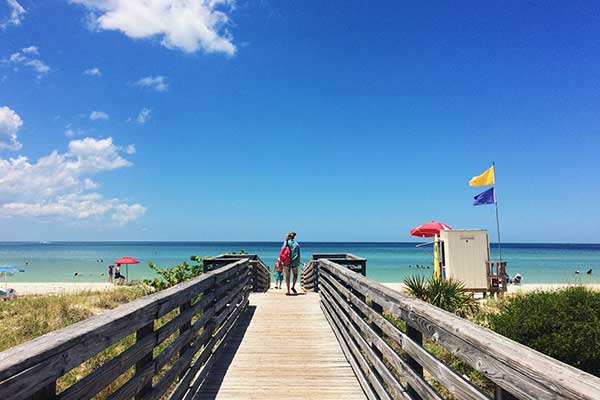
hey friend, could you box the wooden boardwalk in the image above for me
[191,288,367,399]
[4,254,600,400]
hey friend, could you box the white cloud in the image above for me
[68,137,131,172]
[135,75,168,92]
[1,0,26,29]
[21,45,38,55]
[0,105,23,150]
[90,110,109,120]
[9,52,24,63]
[84,67,101,76]
[71,0,236,55]
[7,46,50,76]
[136,108,151,125]
[25,59,50,74]
[125,144,136,154]
[0,137,146,224]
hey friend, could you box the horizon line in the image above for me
[1,240,600,246]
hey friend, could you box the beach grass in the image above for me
[0,285,204,397]
[0,285,153,352]
[0,286,157,396]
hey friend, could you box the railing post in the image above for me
[135,321,155,400]
[178,298,193,378]
[249,262,256,292]
[495,386,518,400]
[406,325,424,400]
[315,261,319,292]
[30,382,56,400]
[368,298,385,386]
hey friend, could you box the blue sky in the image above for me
[1,1,600,242]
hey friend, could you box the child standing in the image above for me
[274,259,284,289]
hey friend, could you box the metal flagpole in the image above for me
[493,161,502,260]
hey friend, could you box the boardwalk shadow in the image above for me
[191,305,256,399]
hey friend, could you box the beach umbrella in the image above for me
[410,222,452,280]
[0,266,24,293]
[410,221,452,238]
[113,257,140,281]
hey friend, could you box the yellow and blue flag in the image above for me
[469,165,495,186]
[473,187,495,206]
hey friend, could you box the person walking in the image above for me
[273,259,284,289]
[108,264,114,283]
[282,232,301,295]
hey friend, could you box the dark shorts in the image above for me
[275,271,284,280]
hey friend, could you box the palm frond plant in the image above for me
[404,275,479,317]
[403,274,428,301]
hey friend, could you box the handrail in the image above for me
[0,259,251,400]
[302,253,367,291]
[203,254,270,292]
[300,260,318,291]
[317,258,600,400]
[312,253,367,275]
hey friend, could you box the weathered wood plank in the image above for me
[320,292,392,400]
[321,302,379,400]
[189,289,366,400]
[0,259,250,400]
[57,333,155,400]
[320,286,412,400]
[181,296,249,400]
[320,276,442,400]
[154,274,248,371]
[319,259,600,400]
[319,267,489,400]
[169,294,249,400]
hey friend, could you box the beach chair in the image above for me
[0,288,17,299]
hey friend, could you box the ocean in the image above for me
[0,242,599,284]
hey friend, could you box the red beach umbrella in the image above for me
[113,256,140,281]
[114,256,140,265]
[410,221,452,238]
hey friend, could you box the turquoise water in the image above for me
[0,242,599,284]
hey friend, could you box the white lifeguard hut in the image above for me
[439,229,507,295]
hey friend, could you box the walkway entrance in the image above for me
[192,289,366,399]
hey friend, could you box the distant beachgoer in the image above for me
[108,264,114,283]
[575,269,581,275]
[513,273,523,284]
[74,272,79,277]
[274,260,284,289]
[115,264,123,280]
[282,232,301,295]
[587,269,593,275]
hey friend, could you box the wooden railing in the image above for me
[302,253,367,292]
[203,254,270,292]
[317,258,600,400]
[300,260,318,292]
[0,259,251,400]
[312,253,367,275]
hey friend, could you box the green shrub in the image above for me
[487,287,600,376]
[143,255,206,290]
[404,276,479,317]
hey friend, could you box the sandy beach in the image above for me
[7,281,600,297]
[9,282,116,296]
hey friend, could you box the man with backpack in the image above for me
[279,232,301,295]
